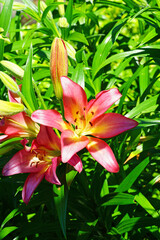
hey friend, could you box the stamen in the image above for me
[91,111,94,115]
[74,118,77,123]
[75,125,78,129]
[76,111,79,115]
[89,121,93,127]
[83,107,86,111]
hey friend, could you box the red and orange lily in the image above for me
[32,77,138,173]
[2,125,82,204]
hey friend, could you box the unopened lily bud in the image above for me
[0,100,25,116]
[0,60,24,80]
[58,17,69,28]
[50,37,68,99]
[0,71,20,93]
[57,0,65,17]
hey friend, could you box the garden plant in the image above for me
[0,0,160,239]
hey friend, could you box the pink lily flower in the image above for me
[32,77,138,173]
[2,125,83,204]
[0,90,39,142]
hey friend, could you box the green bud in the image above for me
[0,60,24,80]
[58,17,69,28]
[0,100,25,116]
[0,71,20,93]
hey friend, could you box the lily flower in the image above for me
[0,89,39,142]
[32,77,138,173]
[2,125,83,204]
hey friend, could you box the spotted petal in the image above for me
[87,88,122,120]
[61,130,89,163]
[87,137,119,173]
[86,113,138,138]
[2,149,46,176]
[61,76,87,124]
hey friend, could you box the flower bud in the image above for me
[57,0,65,17]
[0,100,25,116]
[0,60,24,80]
[58,17,69,28]
[50,37,68,99]
[0,71,20,93]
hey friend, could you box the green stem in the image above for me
[17,91,33,115]
[32,78,47,110]
[51,19,61,38]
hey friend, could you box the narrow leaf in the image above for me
[116,157,149,193]
[22,45,38,111]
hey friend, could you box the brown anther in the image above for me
[75,125,78,129]
[76,111,79,115]
[89,121,93,127]
[83,107,86,111]
[74,118,77,123]
[91,111,94,115]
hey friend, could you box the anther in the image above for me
[89,121,93,127]
[76,111,79,115]
[83,107,86,111]
[74,118,77,123]
[75,125,78,129]
[91,111,94,115]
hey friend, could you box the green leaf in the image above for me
[139,57,149,96]
[110,217,160,235]
[135,192,160,218]
[53,184,68,239]
[72,63,85,89]
[116,157,149,193]
[0,227,18,239]
[100,193,135,206]
[125,94,159,118]
[92,20,126,79]
[68,32,89,45]
[0,0,13,60]
[118,64,143,114]
[1,209,19,228]
[22,45,38,111]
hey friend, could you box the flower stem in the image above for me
[32,78,47,110]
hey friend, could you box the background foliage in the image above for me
[0,0,160,239]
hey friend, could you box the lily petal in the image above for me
[36,125,61,151]
[22,171,45,204]
[31,109,68,132]
[68,154,83,173]
[61,76,87,124]
[2,149,46,176]
[45,157,61,185]
[61,130,89,163]
[87,88,122,119]
[86,113,138,138]
[86,137,119,173]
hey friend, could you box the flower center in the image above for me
[73,109,95,136]
[30,147,60,167]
